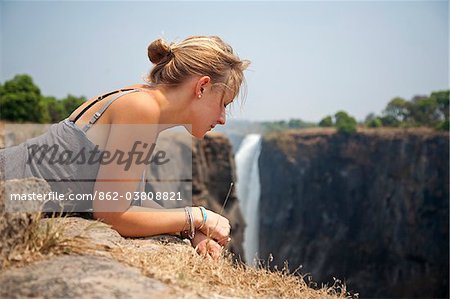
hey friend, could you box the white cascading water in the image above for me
[235,134,262,265]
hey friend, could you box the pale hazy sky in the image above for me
[1,1,448,122]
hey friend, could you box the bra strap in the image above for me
[72,88,136,124]
[81,89,140,133]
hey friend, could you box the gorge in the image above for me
[253,128,449,298]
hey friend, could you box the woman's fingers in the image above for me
[191,230,223,260]
[195,238,222,260]
[208,243,221,260]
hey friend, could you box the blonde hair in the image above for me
[146,36,250,101]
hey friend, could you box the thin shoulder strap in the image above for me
[81,89,141,133]
[72,88,136,124]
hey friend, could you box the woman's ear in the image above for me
[195,76,211,98]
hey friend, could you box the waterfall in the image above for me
[235,134,262,265]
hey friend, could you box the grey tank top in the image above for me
[0,88,145,215]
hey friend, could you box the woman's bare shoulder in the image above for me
[110,84,161,124]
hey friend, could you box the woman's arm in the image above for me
[98,205,203,237]
[96,204,230,247]
[95,198,228,258]
[91,94,230,243]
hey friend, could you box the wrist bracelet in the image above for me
[198,206,207,230]
[180,207,195,240]
[180,207,190,239]
[186,206,195,240]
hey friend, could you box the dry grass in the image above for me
[1,211,354,298]
[1,209,354,298]
[110,239,353,299]
[0,212,106,270]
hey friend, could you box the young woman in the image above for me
[1,35,250,259]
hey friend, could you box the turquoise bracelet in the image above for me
[198,206,207,229]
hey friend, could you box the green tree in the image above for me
[379,115,399,127]
[430,90,449,120]
[334,111,357,134]
[334,111,347,122]
[364,113,376,123]
[436,119,449,131]
[318,115,333,127]
[261,120,286,132]
[2,74,41,95]
[288,119,301,128]
[408,95,440,126]
[430,90,449,132]
[43,96,65,122]
[287,119,314,129]
[364,113,383,128]
[383,97,409,126]
[0,74,49,123]
[366,117,382,128]
[61,94,86,116]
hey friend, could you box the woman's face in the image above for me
[188,86,233,138]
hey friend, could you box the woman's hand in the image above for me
[191,231,222,260]
[193,207,231,246]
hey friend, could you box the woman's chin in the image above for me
[188,127,208,139]
[197,131,208,139]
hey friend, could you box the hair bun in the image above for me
[147,38,172,64]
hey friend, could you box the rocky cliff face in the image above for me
[258,128,449,298]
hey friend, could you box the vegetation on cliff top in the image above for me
[262,91,449,133]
